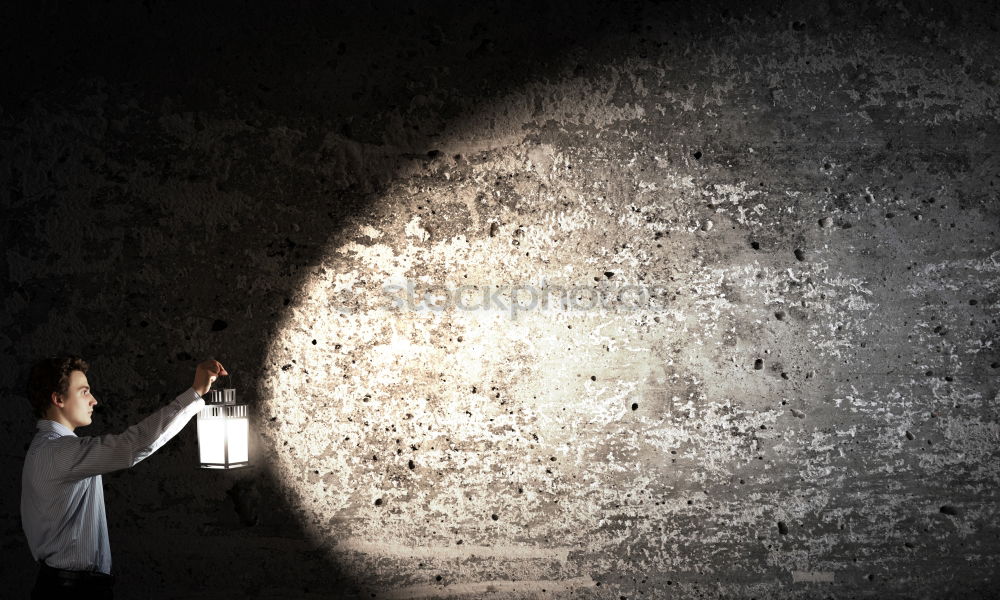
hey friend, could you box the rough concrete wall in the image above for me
[2,2,999,599]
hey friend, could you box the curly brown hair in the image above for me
[27,356,89,419]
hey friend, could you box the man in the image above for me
[22,356,227,599]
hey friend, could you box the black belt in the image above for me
[38,561,115,586]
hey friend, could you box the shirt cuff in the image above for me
[178,387,206,408]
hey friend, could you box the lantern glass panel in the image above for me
[226,411,249,464]
[197,411,226,467]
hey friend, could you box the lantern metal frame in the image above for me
[197,388,251,470]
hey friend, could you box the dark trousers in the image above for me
[31,563,114,600]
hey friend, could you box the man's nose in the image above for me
[90,396,98,406]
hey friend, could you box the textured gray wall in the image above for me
[2,2,998,599]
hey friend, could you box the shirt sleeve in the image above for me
[50,388,207,481]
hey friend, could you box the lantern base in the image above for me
[199,461,251,470]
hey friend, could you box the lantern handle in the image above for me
[219,368,235,391]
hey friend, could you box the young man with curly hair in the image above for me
[21,356,226,599]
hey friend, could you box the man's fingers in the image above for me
[201,359,227,373]
[197,359,228,388]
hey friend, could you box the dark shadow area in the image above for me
[0,1,711,597]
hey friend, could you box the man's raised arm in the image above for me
[50,359,227,480]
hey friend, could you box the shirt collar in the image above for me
[36,419,76,437]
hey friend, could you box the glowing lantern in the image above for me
[197,388,250,469]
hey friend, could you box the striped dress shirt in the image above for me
[21,387,205,574]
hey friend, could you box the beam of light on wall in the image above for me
[255,54,888,598]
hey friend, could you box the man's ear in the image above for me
[43,392,63,420]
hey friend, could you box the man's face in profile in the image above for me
[55,370,97,430]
